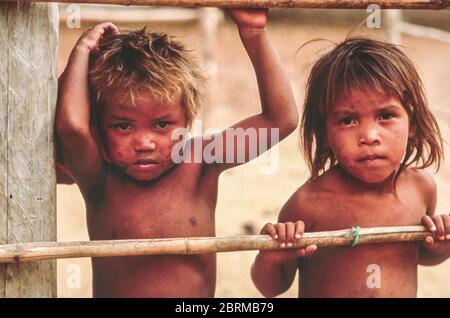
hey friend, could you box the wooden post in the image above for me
[0,1,58,297]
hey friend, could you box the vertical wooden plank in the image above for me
[0,2,8,298]
[0,1,58,297]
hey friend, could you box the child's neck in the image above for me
[109,163,175,188]
[335,164,399,196]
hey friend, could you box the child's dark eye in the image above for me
[111,123,131,131]
[155,121,170,129]
[379,112,394,120]
[340,117,355,126]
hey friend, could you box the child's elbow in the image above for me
[252,273,287,298]
[260,288,282,298]
[287,114,300,133]
[56,120,90,142]
[279,112,299,139]
[418,257,441,266]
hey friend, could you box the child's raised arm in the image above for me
[56,22,118,201]
[204,9,298,172]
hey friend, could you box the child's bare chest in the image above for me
[86,164,217,240]
[301,191,424,297]
[310,189,426,232]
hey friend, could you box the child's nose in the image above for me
[134,134,156,152]
[358,126,381,146]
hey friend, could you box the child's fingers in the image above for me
[285,222,295,247]
[443,215,450,240]
[304,244,317,256]
[101,23,119,35]
[83,22,117,44]
[78,27,105,51]
[88,25,107,39]
[295,245,317,257]
[94,22,118,34]
[423,236,434,249]
[260,244,317,263]
[422,215,436,232]
[274,223,286,247]
[106,22,119,34]
[261,223,277,239]
[294,220,305,239]
[432,215,445,240]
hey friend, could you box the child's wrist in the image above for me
[72,43,91,56]
[257,251,280,264]
[434,245,450,255]
[425,243,450,256]
[238,27,266,40]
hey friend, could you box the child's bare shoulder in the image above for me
[280,170,340,227]
[401,167,436,209]
[403,167,436,189]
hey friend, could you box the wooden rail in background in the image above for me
[1,0,450,9]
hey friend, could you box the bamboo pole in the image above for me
[0,226,432,263]
[2,0,450,9]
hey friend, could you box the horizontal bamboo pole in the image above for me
[0,226,431,263]
[4,0,450,9]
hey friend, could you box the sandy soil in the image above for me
[56,11,450,297]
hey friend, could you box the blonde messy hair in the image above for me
[301,37,443,180]
[89,27,205,128]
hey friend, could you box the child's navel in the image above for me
[189,217,197,226]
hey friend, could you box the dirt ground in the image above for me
[56,10,450,297]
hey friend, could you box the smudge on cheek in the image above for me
[108,144,132,167]
[331,143,354,168]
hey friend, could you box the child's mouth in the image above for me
[132,160,158,170]
[357,155,386,164]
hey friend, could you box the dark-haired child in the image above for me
[252,37,449,298]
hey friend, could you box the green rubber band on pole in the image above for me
[351,226,361,247]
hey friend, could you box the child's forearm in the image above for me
[239,29,298,135]
[419,246,450,266]
[56,45,92,134]
[251,253,290,298]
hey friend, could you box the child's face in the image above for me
[99,92,187,181]
[326,90,413,183]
